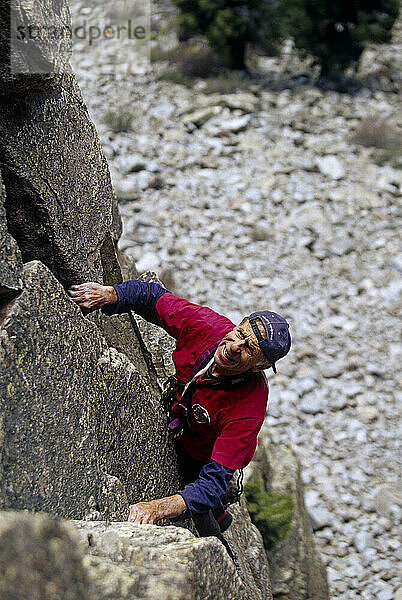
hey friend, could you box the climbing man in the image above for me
[67,278,291,542]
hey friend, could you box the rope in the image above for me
[237,469,244,504]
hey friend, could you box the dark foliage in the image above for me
[244,477,294,550]
[171,0,284,70]
[280,0,400,77]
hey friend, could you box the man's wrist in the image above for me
[156,494,187,519]
[104,285,118,306]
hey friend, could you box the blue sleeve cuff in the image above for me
[177,460,235,516]
[101,280,169,324]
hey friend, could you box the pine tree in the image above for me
[281,0,400,77]
[171,0,284,70]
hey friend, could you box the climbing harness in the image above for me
[166,356,215,437]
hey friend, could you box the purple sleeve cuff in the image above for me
[177,460,235,516]
[101,284,124,316]
[101,279,169,324]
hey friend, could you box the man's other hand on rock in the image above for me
[67,282,117,313]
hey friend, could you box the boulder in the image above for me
[1,511,261,600]
[0,170,23,302]
[0,260,181,519]
[181,106,223,128]
[0,511,89,600]
[208,114,252,135]
[247,440,329,600]
[193,92,259,114]
[0,0,72,95]
[72,520,248,600]
[316,155,345,180]
[0,73,119,288]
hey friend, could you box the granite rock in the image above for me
[0,0,72,95]
[72,520,249,600]
[0,170,23,302]
[0,511,89,600]
[248,440,329,600]
[223,499,273,600]
[2,511,230,600]
[0,260,181,518]
[135,271,176,388]
[0,73,117,288]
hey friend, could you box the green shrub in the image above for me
[156,70,193,87]
[152,42,225,78]
[244,477,294,551]
[374,144,402,168]
[280,0,400,78]
[102,109,134,133]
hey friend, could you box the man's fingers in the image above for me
[68,284,88,292]
[127,506,138,522]
[67,290,82,298]
[127,503,158,525]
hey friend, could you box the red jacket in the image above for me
[155,293,269,470]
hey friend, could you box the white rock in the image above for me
[120,154,146,173]
[358,406,379,423]
[279,390,299,404]
[211,114,252,135]
[394,586,402,600]
[285,203,325,231]
[373,485,402,518]
[181,106,223,127]
[316,155,345,179]
[376,587,394,600]
[354,531,375,553]
[304,489,321,509]
[135,252,161,272]
[299,395,324,415]
[309,507,333,530]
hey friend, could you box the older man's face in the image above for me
[212,319,269,377]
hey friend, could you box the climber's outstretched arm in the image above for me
[68,278,232,341]
[67,279,168,323]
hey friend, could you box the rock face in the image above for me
[0,511,89,600]
[0,170,23,301]
[0,73,118,288]
[223,499,273,600]
[136,271,176,388]
[248,440,329,600]
[0,260,181,519]
[0,0,72,95]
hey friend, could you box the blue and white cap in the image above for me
[248,310,291,373]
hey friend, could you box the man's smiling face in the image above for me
[212,318,270,377]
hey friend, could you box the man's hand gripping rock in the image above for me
[127,495,186,524]
[67,282,117,314]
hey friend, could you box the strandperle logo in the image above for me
[10,0,150,75]
[15,20,147,46]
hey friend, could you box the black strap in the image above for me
[237,469,244,504]
[164,344,260,426]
